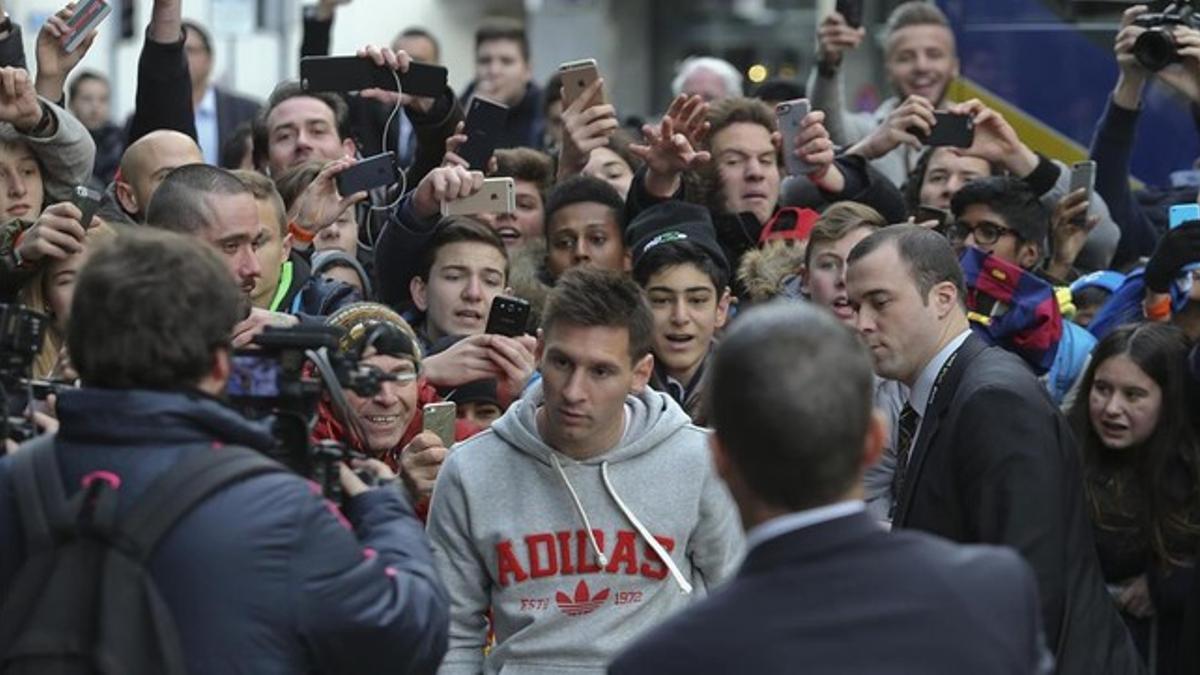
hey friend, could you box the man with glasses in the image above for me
[947,176,1049,274]
[947,175,1096,403]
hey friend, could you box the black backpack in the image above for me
[0,436,286,674]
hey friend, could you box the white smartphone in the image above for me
[776,98,814,177]
[559,58,607,108]
[1068,160,1096,227]
[441,177,516,217]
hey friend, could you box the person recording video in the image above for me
[0,227,448,673]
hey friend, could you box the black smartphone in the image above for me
[458,97,509,170]
[71,185,102,228]
[485,296,531,337]
[919,112,975,148]
[914,204,951,229]
[335,152,397,196]
[836,0,863,28]
[300,56,448,97]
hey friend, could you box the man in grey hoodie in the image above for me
[427,267,743,674]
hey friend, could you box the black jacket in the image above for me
[214,87,260,156]
[0,389,449,674]
[611,511,1048,674]
[127,28,196,146]
[893,334,1143,675]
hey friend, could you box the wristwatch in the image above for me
[25,102,54,138]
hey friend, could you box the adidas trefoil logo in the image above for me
[555,580,610,616]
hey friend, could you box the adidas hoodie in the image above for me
[427,381,744,674]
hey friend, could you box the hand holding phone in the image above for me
[289,157,373,243]
[300,55,447,97]
[458,97,509,171]
[835,0,863,28]
[70,185,102,229]
[911,112,974,148]
[441,177,516,217]
[914,204,951,229]
[485,296,531,337]
[559,59,607,109]
[335,152,398,196]
[776,98,815,176]
[60,0,111,54]
[1067,161,1096,228]
[422,402,457,447]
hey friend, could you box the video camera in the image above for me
[0,304,54,443]
[1133,1,1200,71]
[226,325,397,501]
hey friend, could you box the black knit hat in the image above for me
[626,201,729,275]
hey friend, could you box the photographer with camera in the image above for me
[0,228,448,673]
[1093,3,1200,268]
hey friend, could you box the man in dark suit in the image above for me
[610,301,1051,675]
[845,225,1143,675]
[182,20,260,166]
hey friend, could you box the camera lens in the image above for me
[1133,28,1179,72]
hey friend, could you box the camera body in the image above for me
[1133,2,1200,72]
[0,304,50,444]
[226,325,395,501]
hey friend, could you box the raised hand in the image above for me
[287,157,369,246]
[0,68,47,133]
[1046,188,1099,281]
[847,94,935,160]
[947,99,1038,177]
[36,4,99,102]
[629,96,712,198]
[557,78,619,179]
[816,10,866,69]
[410,165,485,220]
[356,44,435,114]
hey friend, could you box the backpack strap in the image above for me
[9,435,67,554]
[116,445,287,562]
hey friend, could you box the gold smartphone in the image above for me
[559,58,607,108]
[422,402,457,447]
[441,177,516,217]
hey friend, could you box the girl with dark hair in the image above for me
[1067,322,1200,674]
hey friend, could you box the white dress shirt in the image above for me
[744,500,868,553]
[195,87,219,166]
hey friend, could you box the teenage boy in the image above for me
[543,175,630,280]
[408,216,510,348]
[626,202,731,426]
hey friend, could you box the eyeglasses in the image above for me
[947,220,1015,247]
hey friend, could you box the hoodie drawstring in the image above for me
[551,454,608,567]
[601,462,693,595]
[549,454,693,595]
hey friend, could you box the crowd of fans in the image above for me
[0,0,1196,672]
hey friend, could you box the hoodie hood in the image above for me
[426,379,743,672]
[490,379,692,468]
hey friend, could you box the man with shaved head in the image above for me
[115,129,203,220]
[145,163,298,346]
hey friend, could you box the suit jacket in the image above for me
[610,511,1048,674]
[893,333,1143,675]
[214,87,260,156]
